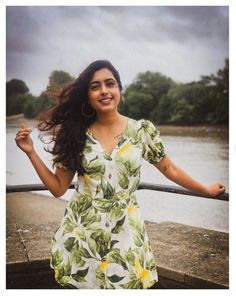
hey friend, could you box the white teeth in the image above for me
[99,98,112,103]
[100,98,111,101]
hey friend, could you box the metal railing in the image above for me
[6,182,229,201]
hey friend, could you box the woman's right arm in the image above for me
[15,123,75,198]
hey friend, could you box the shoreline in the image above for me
[6,115,228,137]
[157,124,228,137]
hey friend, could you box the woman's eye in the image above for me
[90,84,99,90]
[90,80,116,91]
[106,81,116,87]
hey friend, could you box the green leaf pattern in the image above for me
[50,119,165,288]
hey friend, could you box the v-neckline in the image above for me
[87,118,130,157]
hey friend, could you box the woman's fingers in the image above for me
[20,123,28,129]
[15,130,31,140]
[217,183,225,190]
[16,130,31,136]
[17,128,31,134]
[15,135,26,140]
[207,183,226,197]
[211,183,226,196]
[219,184,226,193]
[16,123,31,134]
[18,123,31,134]
[15,123,34,154]
[15,123,32,143]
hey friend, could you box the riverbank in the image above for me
[6,192,229,289]
[6,114,229,137]
[158,124,228,137]
[6,115,39,129]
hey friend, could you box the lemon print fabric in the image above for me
[50,118,165,289]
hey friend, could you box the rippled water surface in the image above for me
[7,120,229,232]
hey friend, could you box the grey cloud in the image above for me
[7,6,228,54]
[160,6,229,42]
[6,7,42,54]
[6,6,229,95]
[99,6,228,42]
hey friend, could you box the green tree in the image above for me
[23,92,54,118]
[149,93,173,123]
[151,84,195,124]
[6,79,31,116]
[121,71,175,120]
[6,79,29,98]
[201,58,229,123]
[24,70,74,118]
[121,92,153,119]
[6,93,35,116]
[121,59,228,125]
[45,70,74,102]
[49,70,74,85]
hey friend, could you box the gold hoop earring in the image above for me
[81,103,96,118]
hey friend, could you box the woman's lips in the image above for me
[99,98,112,105]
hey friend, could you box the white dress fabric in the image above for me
[50,118,166,289]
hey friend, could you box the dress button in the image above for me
[105,222,110,227]
[108,174,112,179]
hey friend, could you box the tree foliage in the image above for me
[120,71,176,120]
[201,58,229,123]
[6,93,34,116]
[121,59,229,125]
[23,92,55,118]
[6,79,29,98]
[45,70,74,102]
[6,61,228,125]
[6,70,75,118]
[49,70,74,85]
[6,79,32,116]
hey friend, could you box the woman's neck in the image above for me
[95,111,123,127]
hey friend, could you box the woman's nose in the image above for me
[101,83,108,95]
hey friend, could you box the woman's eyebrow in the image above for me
[89,78,115,86]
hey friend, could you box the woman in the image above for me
[15,60,225,289]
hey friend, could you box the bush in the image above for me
[6,94,33,116]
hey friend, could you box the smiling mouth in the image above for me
[99,97,113,104]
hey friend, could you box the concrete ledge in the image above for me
[145,221,229,289]
[6,193,228,289]
[6,221,228,289]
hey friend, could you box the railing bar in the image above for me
[6,182,229,201]
[138,182,229,201]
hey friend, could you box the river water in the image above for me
[6,119,229,232]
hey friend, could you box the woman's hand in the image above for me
[15,123,34,155]
[206,183,226,197]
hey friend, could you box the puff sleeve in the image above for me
[140,119,166,164]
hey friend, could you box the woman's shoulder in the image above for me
[128,117,155,129]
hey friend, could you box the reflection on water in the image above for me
[6,121,229,232]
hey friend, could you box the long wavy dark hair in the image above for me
[38,60,122,175]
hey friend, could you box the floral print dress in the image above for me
[50,118,166,289]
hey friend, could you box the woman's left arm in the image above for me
[154,155,226,197]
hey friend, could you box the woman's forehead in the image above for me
[90,68,115,82]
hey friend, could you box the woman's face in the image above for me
[87,68,121,115]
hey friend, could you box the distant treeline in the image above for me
[6,59,228,125]
[6,71,74,119]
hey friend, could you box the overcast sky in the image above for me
[6,6,228,96]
